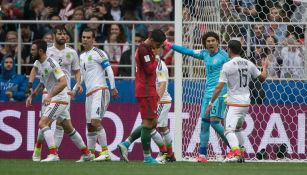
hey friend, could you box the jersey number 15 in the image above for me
[238,68,248,87]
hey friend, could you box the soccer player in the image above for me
[164,32,230,162]
[76,28,118,161]
[26,39,93,162]
[153,55,176,162]
[117,29,166,164]
[29,26,90,162]
[205,40,268,162]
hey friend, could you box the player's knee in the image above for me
[90,119,101,129]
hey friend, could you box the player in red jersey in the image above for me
[118,29,166,164]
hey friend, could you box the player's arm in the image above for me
[139,47,157,74]
[26,66,38,95]
[26,82,45,107]
[48,67,67,100]
[257,58,268,82]
[73,69,83,93]
[164,40,203,60]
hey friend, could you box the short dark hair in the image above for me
[32,39,47,53]
[53,25,67,34]
[228,40,242,55]
[150,29,166,43]
[82,28,95,38]
[202,32,220,48]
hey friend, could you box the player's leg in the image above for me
[59,107,93,162]
[224,106,248,162]
[196,98,210,163]
[209,97,230,149]
[91,90,111,161]
[32,92,48,161]
[54,121,64,149]
[85,95,97,154]
[151,103,168,159]
[140,96,162,164]
[39,103,62,162]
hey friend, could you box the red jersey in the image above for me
[135,43,158,97]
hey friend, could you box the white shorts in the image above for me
[42,102,70,121]
[157,102,171,128]
[224,106,249,132]
[86,88,110,123]
[41,92,71,120]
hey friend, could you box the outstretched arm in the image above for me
[164,40,205,60]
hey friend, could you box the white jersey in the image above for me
[34,58,69,102]
[80,47,109,94]
[156,60,172,102]
[219,56,261,105]
[46,45,80,90]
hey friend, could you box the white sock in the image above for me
[54,125,64,148]
[96,127,108,150]
[69,129,86,149]
[41,127,56,148]
[161,129,172,146]
[235,131,244,147]
[151,129,165,147]
[225,132,239,149]
[36,128,44,143]
[87,131,97,152]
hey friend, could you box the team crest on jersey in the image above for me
[44,68,49,75]
[88,55,93,61]
[66,53,71,60]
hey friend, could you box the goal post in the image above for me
[173,0,307,162]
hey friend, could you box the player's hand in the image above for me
[261,57,269,69]
[111,88,119,98]
[163,40,173,49]
[205,105,212,118]
[26,95,32,107]
[75,83,83,94]
[67,90,76,100]
[5,91,13,98]
[43,94,52,106]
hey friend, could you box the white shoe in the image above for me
[40,154,60,162]
[117,142,129,162]
[93,151,111,161]
[76,153,95,162]
[223,156,239,163]
[155,152,167,163]
[32,147,41,162]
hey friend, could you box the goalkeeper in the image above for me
[164,32,230,162]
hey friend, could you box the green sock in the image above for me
[141,126,152,155]
[210,121,231,149]
[128,125,142,143]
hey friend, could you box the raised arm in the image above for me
[164,40,204,60]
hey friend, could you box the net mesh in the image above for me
[181,0,307,161]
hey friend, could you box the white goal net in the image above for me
[180,0,307,162]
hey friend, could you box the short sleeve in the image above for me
[33,60,39,68]
[53,62,65,80]
[93,48,109,64]
[219,64,228,83]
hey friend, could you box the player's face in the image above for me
[82,31,94,50]
[54,30,67,45]
[206,36,219,53]
[151,40,163,49]
[31,44,40,60]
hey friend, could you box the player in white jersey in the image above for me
[26,40,92,162]
[73,28,118,161]
[205,40,268,162]
[151,56,176,162]
[28,26,93,162]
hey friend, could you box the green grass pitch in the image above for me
[1,159,306,175]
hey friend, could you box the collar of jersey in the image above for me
[209,48,220,57]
